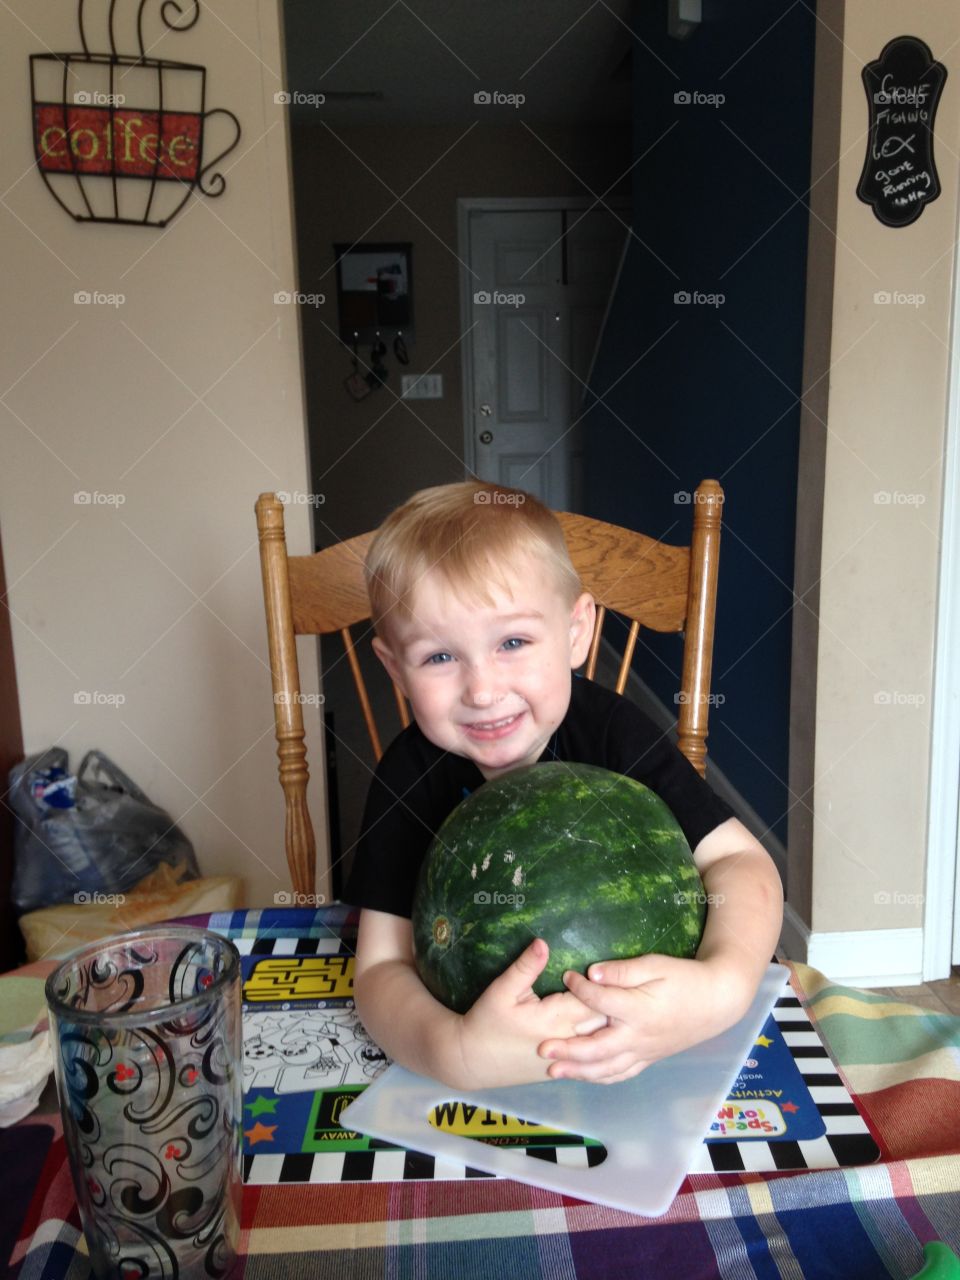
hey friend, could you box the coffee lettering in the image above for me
[120,115,142,165]
[73,127,98,159]
[168,135,192,166]
[40,125,67,158]
[139,133,159,164]
[34,105,203,182]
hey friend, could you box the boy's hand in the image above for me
[455,938,608,1089]
[538,820,785,1084]
[538,953,753,1084]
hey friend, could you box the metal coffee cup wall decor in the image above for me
[857,35,947,228]
[30,0,241,227]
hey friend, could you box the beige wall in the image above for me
[790,0,959,976]
[1,0,326,907]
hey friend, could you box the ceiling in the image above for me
[281,0,635,124]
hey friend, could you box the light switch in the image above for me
[401,374,443,400]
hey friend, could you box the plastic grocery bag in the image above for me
[9,747,199,912]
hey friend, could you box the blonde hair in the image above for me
[365,480,583,635]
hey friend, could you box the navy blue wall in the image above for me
[582,0,816,845]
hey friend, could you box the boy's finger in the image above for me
[574,1014,609,1035]
[547,1048,639,1081]
[551,1056,649,1084]
[587,954,664,987]
[494,938,549,1001]
[538,1023,625,1063]
[562,969,631,1018]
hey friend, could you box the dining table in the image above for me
[4,905,960,1279]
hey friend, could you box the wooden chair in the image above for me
[256,480,724,896]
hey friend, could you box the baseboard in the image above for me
[780,901,924,985]
[593,644,788,884]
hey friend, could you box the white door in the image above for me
[460,201,628,511]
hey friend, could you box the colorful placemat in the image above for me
[231,908,878,1184]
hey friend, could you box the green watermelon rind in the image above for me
[411,762,708,1014]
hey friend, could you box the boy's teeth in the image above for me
[476,715,515,728]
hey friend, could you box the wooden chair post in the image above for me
[256,493,316,897]
[677,479,724,776]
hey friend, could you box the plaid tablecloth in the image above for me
[8,908,960,1279]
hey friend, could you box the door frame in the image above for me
[455,196,629,484]
[925,228,960,979]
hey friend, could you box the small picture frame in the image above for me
[334,242,414,346]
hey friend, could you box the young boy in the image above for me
[345,480,783,1091]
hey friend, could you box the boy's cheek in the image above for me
[402,684,442,727]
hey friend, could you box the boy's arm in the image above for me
[353,909,464,1084]
[354,908,608,1091]
[538,818,783,1083]
[690,816,785,1006]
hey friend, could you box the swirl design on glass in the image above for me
[47,928,241,1278]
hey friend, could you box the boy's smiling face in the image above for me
[372,555,595,780]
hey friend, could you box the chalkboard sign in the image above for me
[857,36,947,228]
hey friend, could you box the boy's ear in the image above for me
[371,634,406,692]
[569,592,596,669]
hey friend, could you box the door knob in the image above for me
[479,430,494,445]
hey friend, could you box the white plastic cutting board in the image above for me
[341,963,789,1217]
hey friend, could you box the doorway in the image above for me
[280,0,635,890]
[458,197,630,510]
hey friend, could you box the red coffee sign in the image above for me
[35,104,201,181]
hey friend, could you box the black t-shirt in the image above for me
[343,675,735,918]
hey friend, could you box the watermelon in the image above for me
[412,762,707,1013]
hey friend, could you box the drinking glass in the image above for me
[45,926,242,1279]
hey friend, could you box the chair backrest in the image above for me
[256,480,724,896]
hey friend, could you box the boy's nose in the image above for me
[461,663,499,708]
[462,684,494,708]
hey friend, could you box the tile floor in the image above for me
[869,968,960,1015]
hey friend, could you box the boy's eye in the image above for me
[424,652,454,665]
[501,637,527,651]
